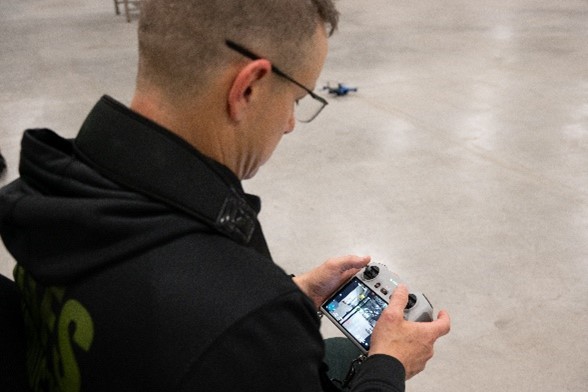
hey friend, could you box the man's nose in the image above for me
[285,113,296,134]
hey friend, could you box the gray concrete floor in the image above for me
[1,0,587,390]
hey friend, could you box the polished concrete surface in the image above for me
[1,0,587,390]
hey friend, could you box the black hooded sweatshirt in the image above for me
[0,96,405,392]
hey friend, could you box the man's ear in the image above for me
[227,59,272,122]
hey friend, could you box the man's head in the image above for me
[132,0,338,179]
[135,0,338,103]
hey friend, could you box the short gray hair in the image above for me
[136,0,339,100]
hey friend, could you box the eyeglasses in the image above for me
[225,39,328,123]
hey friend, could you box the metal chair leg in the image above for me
[124,0,131,23]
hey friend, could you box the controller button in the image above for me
[375,283,381,288]
[380,288,388,295]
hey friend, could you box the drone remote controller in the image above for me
[320,262,433,353]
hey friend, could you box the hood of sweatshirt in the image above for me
[0,96,267,285]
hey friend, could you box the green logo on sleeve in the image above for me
[14,266,95,392]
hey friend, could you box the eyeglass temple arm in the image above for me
[225,40,327,104]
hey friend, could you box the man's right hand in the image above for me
[368,284,451,380]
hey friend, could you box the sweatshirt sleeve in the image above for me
[177,291,405,392]
[347,355,406,392]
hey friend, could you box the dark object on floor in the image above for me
[322,82,358,96]
[0,151,6,174]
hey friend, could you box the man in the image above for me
[0,0,450,391]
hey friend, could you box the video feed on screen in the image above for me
[323,277,388,350]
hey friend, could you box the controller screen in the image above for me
[323,277,388,351]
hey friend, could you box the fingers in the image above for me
[324,255,371,282]
[431,309,451,337]
[328,254,371,271]
[369,285,451,380]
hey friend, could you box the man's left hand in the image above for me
[292,255,371,308]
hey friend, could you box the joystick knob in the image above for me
[363,265,380,280]
[405,293,417,310]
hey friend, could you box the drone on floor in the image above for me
[322,82,358,96]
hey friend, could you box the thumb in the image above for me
[431,309,451,337]
[387,284,409,313]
